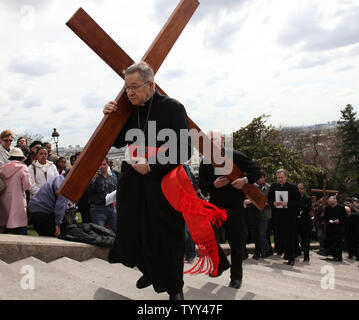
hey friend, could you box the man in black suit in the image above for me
[268,169,302,266]
[296,183,312,261]
[198,131,262,289]
[323,196,347,261]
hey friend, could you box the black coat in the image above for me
[108,90,191,294]
[59,223,115,247]
[87,173,117,207]
[198,149,262,209]
[324,204,346,234]
[298,193,312,226]
[268,182,302,216]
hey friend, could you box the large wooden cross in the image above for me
[58,0,266,210]
[311,179,338,205]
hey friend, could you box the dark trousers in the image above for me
[345,225,357,257]
[4,227,27,235]
[29,211,56,236]
[184,224,196,260]
[245,223,261,257]
[279,213,297,261]
[296,218,312,257]
[216,204,244,280]
[326,224,344,259]
[272,211,282,254]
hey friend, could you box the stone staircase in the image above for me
[0,240,358,300]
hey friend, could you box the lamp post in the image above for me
[52,128,60,155]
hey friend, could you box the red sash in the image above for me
[161,165,227,276]
[128,144,167,160]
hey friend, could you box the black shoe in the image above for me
[266,251,273,257]
[304,255,310,262]
[283,255,288,260]
[209,261,230,278]
[136,275,152,289]
[333,257,343,262]
[317,250,329,256]
[169,291,184,300]
[229,279,242,289]
[356,256,359,261]
[253,254,260,260]
[284,260,294,266]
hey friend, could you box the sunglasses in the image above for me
[3,139,13,142]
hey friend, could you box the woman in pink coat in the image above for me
[0,148,31,235]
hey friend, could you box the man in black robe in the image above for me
[103,61,191,300]
[323,196,346,261]
[296,183,312,261]
[198,131,262,289]
[267,169,302,266]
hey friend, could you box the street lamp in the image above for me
[52,128,60,155]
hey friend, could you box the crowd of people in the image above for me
[1,128,358,265]
[0,129,119,236]
[218,169,359,265]
[0,130,359,265]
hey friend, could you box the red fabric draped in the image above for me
[161,165,227,276]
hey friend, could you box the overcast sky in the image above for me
[1,0,358,148]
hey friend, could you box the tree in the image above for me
[334,104,359,195]
[232,115,323,187]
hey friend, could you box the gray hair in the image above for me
[276,168,288,177]
[124,61,154,83]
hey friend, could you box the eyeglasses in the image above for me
[124,81,149,92]
[2,138,13,143]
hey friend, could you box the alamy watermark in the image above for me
[125,122,234,175]
[20,265,35,290]
[320,265,335,290]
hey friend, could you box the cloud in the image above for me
[215,97,237,109]
[0,0,51,11]
[335,64,355,73]
[160,68,186,80]
[81,91,106,109]
[153,0,250,23]
[8,43,64,77]
[292,55,331,69]
[278,3,359,52]
[22,96,42,109]
[203,17,245,52]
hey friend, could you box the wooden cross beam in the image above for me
[57,0,267,210]
[311,179,338,205]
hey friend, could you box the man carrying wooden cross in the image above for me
[105,61,228,300]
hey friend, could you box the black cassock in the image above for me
[267,182,302,260]
[108,90,191,295]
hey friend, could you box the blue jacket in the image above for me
[28,175,68,226]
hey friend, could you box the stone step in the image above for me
[246,254,359,284]
[45,257,271,300]
[184,267,312,300]
[81,258,260,300]
[48,257,167,300]
[0,234,110,263]
[1,256,129,300]
[0,257,67,299]
[240,259,359,299]
[243,262,359,295]
[1,252,358,300]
